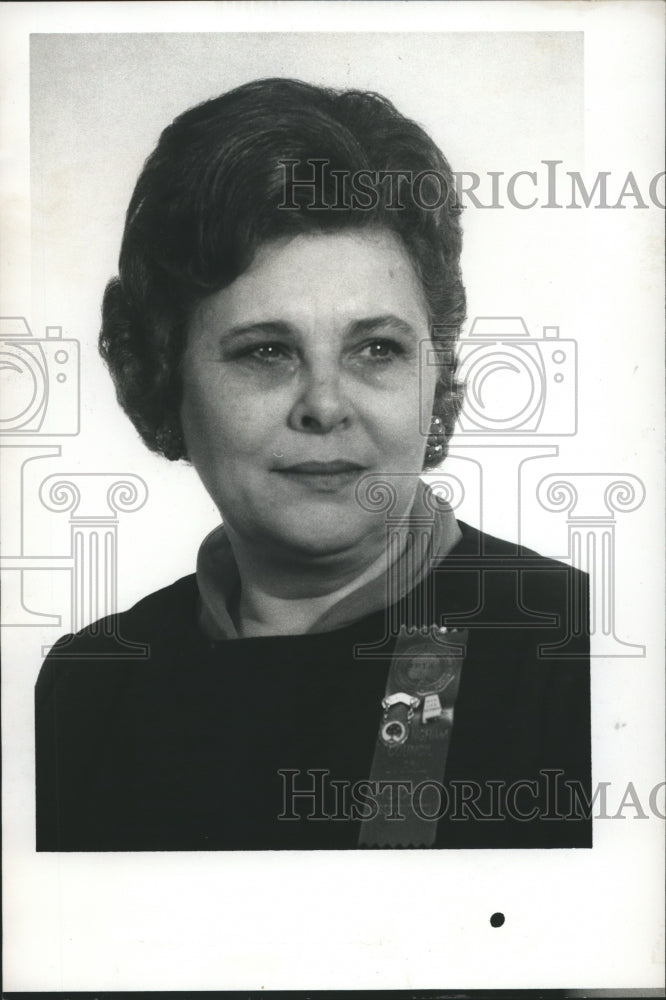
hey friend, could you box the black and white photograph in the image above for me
[1,1,664,994]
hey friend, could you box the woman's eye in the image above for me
[248,343,290,362]
[358,339,403,361]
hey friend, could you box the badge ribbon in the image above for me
[358,625,468,848]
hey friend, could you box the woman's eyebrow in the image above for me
[346,315,417,339]
[221,320,293,340]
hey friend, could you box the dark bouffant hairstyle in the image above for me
[99,77,465,466]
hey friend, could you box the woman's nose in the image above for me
[288,363,352,433]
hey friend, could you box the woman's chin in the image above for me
[259,512,380,562]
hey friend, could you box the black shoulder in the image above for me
[444,520,588,639]
[454,519,587,576]
[36,574,200,679]
[454,519,554,563]
[109,573,200,641]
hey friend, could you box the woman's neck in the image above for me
[225,524,408,638]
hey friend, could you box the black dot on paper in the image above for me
[490,912,505,928]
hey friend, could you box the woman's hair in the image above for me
[99,77,466,466]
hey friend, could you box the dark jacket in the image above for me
[35,521,591,851]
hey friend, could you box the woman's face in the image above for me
[180,228,438,562]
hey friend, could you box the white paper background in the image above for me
[1,1,664,992]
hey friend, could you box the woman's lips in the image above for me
[274,461,366,491]
[279,461,365,474]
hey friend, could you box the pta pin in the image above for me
[422,692,443,723]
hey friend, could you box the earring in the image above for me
[424,415,445,466]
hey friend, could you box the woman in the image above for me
[35,78,590,851]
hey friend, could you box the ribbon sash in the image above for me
[358,625,468,848]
